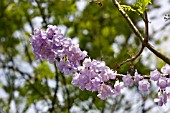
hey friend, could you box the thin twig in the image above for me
[118,11,148,67]
[112,0,144,42]
[34,0,47,27]
[60,72,71,113]
[24,45,33,64]
[119,45,144,67]
[112,0,170,65]
[49,64,59,113]
[25,13,34,34]
[23,3,34,34]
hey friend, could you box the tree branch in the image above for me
[144,11,149,42]
[60,72,71,113]
[34,0,48,27]
[119,45,144,67]
[112,0,170,65]
[49,64,59,113]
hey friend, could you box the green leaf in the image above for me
[121,0,152,20]
[121,0,152,14]
[134,0,152,12]
[120,5,135,12]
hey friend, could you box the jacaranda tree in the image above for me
[1,0,170,113]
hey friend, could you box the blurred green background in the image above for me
[0,0,170,113]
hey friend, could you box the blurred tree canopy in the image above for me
[0,0,170,113]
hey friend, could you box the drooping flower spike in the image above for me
[30,25,170,106]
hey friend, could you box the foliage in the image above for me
[121,0,152,19]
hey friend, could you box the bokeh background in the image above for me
[0,0,170,113]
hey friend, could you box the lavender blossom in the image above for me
[30,25,87,74]
[122,73,134,87]
[138,79,150,92]
[157,77,167,90]
[161,64,170,75]
[31,25,170,104]
[91,77,101,92]
[30,28,56,63]
[97,84,114,100]
[114,82,124,95]
[107,70,117,80]
[71,58,117,97]
[134,70,143,82]
[155,93,168,106]
[71,73,80,85]
[150,69,161,81]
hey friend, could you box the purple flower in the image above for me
[138,79,150,92]
[31,25,88,74]
[97,84,114,100]
[150,69,161,81]
[161,64,170,75]
[46,25,58,39]
[91,77,101,92]
[122,73,134,87]
[157,77,167,89]
[114,82,124,95]
[83,58,92,67]
[89,70,97,79]
[156,93,167,106]
[134,70,143,82]
[85,82,93,91]
[56,60,77,74]
[91,60,107,73]
[107,69,117,80]
[30,26,61,63]
[99,72,110,82]
[71,73,80,85]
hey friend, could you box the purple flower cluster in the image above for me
[150,64,170,106]
[30,27,56,63]
[154,92,170,106]
[71,58,117,99]
[30,25,87,74]
[121,67,170,106]
[30,25,170,106]
[122,70,150,92]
